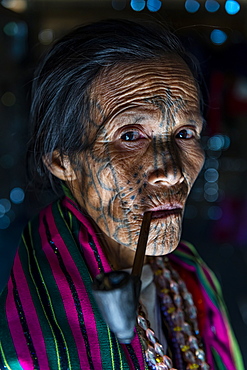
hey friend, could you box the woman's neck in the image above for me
[94,226,147,271]
[100,232,137,270]
[71,198,145,270]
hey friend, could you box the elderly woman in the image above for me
[0,19,243,370]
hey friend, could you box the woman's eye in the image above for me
[120,131,141,141]
[176,129,194,139]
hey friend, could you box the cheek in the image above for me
[77,151,115,212]
[79,150,136,226]
[183,146,205,185]
[193,149,205,178]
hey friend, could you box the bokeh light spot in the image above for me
[204,168,219,182]
[185,0,200,13]
[0,199,11,213]
[0,215,10,229]
[204,182,218,195]
[208,206,222,220]
[3,21,18,36]
[147,0,162,11]
[204,192,218,202]
[38,29,54,45]
[1,92,16,107]
[205,0,220,12]
[112,0,126,10]
[210,29,227,45]
[204,158,219,170]
[207,134,230,150]
[130,0,145,11]
[0,204,5,215]
[208,135,224,151]
[10,187,25,204]
[225,0,240,15]
[1,0,27,12]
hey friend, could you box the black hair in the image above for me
[28,18,201,189]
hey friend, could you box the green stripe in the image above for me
[0,289,24,370]
[24,221,62,370]
[0,340,23,370]
[212,348,227,370]
[54,201,130,369]
[107,327,120,370]
[23,217,74,370]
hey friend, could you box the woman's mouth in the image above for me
[148,204,183,220]
[151,208,182,219]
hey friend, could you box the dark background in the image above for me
[0,0,247,366]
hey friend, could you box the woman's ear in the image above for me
[43,151,77,181]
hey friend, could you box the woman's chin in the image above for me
[145,231,181,256]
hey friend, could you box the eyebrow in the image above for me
[104,112,149,129]
[189,117,205,128]
[93,113,149,143]
[129,115,148,124]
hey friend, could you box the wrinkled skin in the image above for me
[70,57,205,264]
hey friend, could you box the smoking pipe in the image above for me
[92,212,152,344]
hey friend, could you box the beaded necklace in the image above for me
[136,256,210,370]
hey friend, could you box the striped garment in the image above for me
[0,194,244,370]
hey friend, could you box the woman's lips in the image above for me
[148,204,183,219]
[151,208,182,219]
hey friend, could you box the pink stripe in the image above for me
[63,198,146,368]
[62,198,112,276]
[40,206,102,369]
[6,274,33,369]
[6,255,50,369]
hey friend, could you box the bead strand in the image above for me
[149,257,210,370]
[137,308,177,370]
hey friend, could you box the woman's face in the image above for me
[73,58,204,256]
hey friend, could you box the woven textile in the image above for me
[0,194,244,370]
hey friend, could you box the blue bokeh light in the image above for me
[185,0,200,13]
[130,0,145,11]
[204,183,218,197]
[112,0,126,10]
[225,0,240,15]
[3,21,27,37]
[208,206,222,220]
[208,135,224,151]
[0,204,5,215]
[207,134,230,150]
[10,187,25,204]
[210,29,227,45]
[3,22,18,36]
[205,0,220,12]
[204,168,219,183]
[0,215,10,230]
[147,0,162,11]
[0,199,11,213]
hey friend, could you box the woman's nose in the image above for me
[147,166,184,186]
[147,146,184,187]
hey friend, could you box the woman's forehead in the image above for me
[88,57,200,128]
